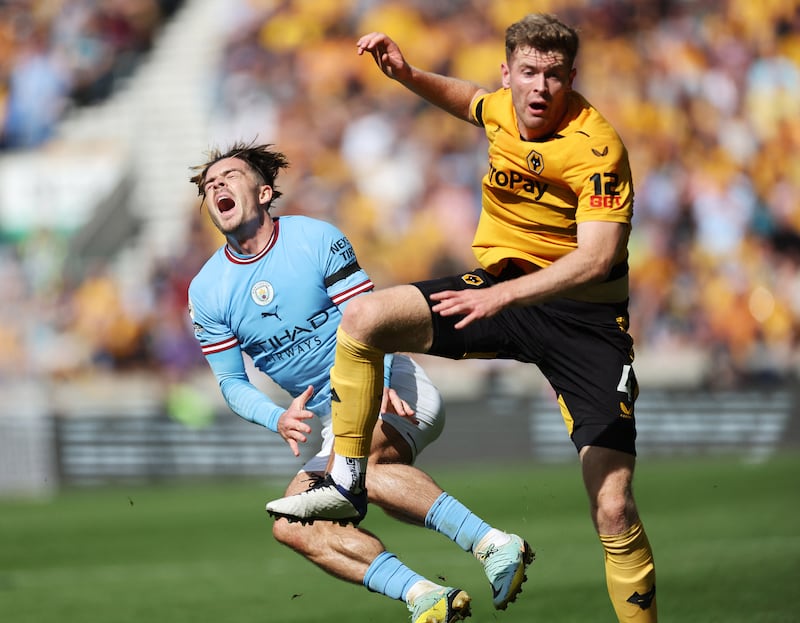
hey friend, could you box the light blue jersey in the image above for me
[188,215,384,432]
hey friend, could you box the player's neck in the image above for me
[226,216,276,257]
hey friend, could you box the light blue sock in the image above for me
[363,551,425,602]
[425,492,492,552]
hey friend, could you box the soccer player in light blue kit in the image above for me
[186,143,533,623]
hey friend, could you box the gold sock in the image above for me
[599,520,657,622]
[330,327,384,458]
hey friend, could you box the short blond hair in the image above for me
[505,14,579,67]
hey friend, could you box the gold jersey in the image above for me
[471,88,633,302]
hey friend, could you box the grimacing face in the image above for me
[202,157,272,236]
[501,46,576,141]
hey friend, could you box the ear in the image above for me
[259,185,273,205]
[501,62,511,88]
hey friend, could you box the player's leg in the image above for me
[580,446,657,622]
[369,452,535,610]
[266,284,432,522]
[327,285,434,483]
[363,427,474,623]
[366,405,442,526]
[271,471,383,582]
[536,297,657,621]
[368,355,534,610]
[272,470,471,622]
[269,475,477,622]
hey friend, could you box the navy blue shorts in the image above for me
[412,268,638,455]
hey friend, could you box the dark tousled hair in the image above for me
[505,14,580,68]
[190,141,290,203]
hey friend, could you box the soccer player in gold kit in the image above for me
[268,13,657,622]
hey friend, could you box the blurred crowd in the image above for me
[1,0,799,393]
[0,0,182,148]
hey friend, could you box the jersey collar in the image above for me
[223,218,280,265]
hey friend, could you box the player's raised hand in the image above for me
[277,385,315,457]
[380,387,419,425]
[356,32,410,81]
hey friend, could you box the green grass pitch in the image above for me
[1,453,798,622]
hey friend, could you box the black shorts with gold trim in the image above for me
[412,268,638,455]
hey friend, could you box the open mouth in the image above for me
[216,196,235,212]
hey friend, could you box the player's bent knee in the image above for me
[340,287,407,338]
[597,496,629,523]
[339,295,378,336]
[272,516,304,549]
[593,490,638,534]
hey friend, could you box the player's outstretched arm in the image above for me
[356,31,486,124]
[356,31,412,81]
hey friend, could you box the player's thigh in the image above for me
[414,269,523,359]
[342,284,433,353]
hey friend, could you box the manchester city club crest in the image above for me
[251,280,274,306]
